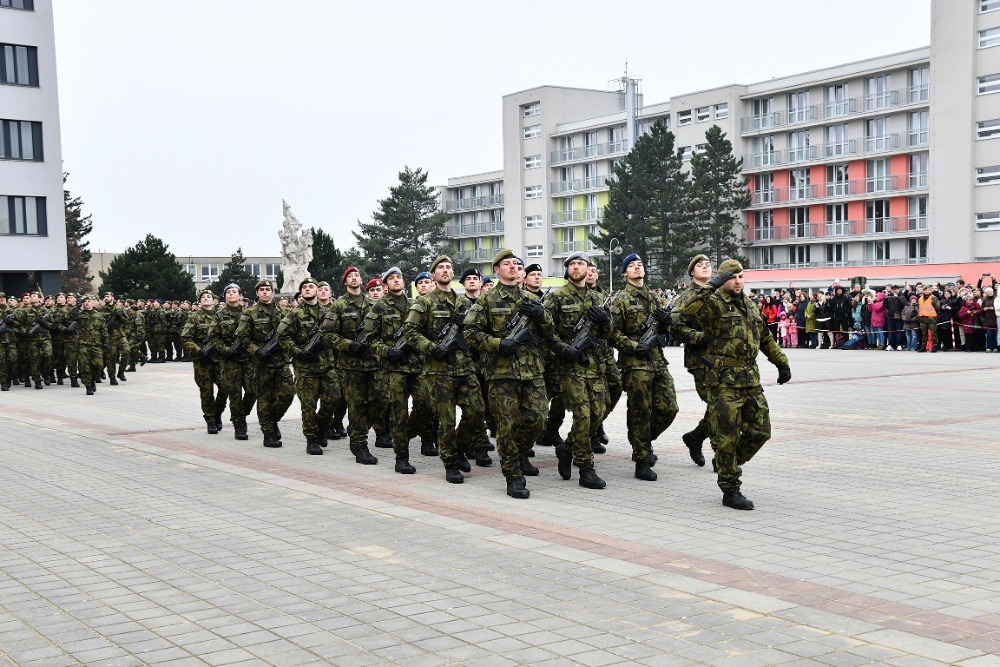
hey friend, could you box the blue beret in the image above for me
[620,253,641,274]
[415,271,432,282]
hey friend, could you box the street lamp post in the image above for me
[609,237,621,292]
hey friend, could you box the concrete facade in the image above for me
[88,252,282,296]
[0,0,65,296]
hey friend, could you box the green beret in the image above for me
[298,277,317,290]
[430,255,452,273]
[198,289,215,299]
[254,279,272,291]
[317,281,331,289]
[718,259,744,275]
[687,254,710,276]
[492,249,515,267]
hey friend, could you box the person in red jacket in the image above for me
[867,291,887,349]
[957,294,982,352]
[761,295,780,341]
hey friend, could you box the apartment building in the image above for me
[440,0,1000,287]
[0,0,65,295]
[88,253,283,295]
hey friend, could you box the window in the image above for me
[979,74,1000,95]
[984,0,1000,12]
[977,212,1000,230]
[910,66,929,103]
[523,124,541,139]
[789,169,810,201]
[265,263,280,280]
[867,200,891,233]
[680,146,692,161]
[753,135,776,166]
[585,131,600,157]
[866,75,893,110]
[826,243,847,266]
[868,158,891,192]
[201,264,220,281]
[910,153,928,187]
[754,173,773,204]
[826,83,850,117]
[525,215,542,228]
[522,102,540,117]
[977,165,1000,185]
[788,130,810,162]
[826,123,849,157]
[909,196,928,230]
[868,240,891,264]
[0,0,34,9]
[752,98,773,129]
[866,117,892,151]
[714,103,728,119]
[585,193,600,220]
[694,143,708,156]
[0,44,38,86]
[909,110,928,146]
[584,162,601,188]
[907,238,928,263]
[827,164,850,197]
[678,110,692,126]
[243,263,262,277]
[0,119,42,160]
[789,208,810,238]
[491,209,504,231]
[754,210,774,241]
[0,195,46,235]
[695,107,710,123]
[525,244,543,258]
[978,118,1000,139]
[182,263,196,276]
[753,246,774,268]
[524,155,541,169]
[524,185,541,199]
[789,245,811,267]
[609,126,627,152]
[827,204,849,236]
[981,28,1000,49]
[788,91,810,123]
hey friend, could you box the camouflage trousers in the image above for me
[104,335,127,377]
[601,361,622,423]
[51,335,65,378]
[414,374,436,442]
[220,358,257,424]
[708,385,771,492]
[192,359,227,421]
[63,336,79,379]
[253,364,295,435]
[343,369,384,453]
[561,374,606,467]
[687,368,713,447]
[623,368,678,463]
[0,340,14,384]
[428,373,484,468]
[543,367,565,432]
[293,364,341,441]
[24,338,52,382]
[489,378,547,480]
[384,370,429,460]
[78,344,105,387]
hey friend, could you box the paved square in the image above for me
[2,347,999,665]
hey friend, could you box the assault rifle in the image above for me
[389,324,415,356]
[197,334,215,359]
[300,323,327,359]
[500,292,548,349]
[28,314,51,337]
[436,305,470,357]
[566,291,616,359]
[227,335,248,360]
[635,293,678,356]
[0,321,12,336]
[255,330,280,359]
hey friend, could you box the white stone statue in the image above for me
[278,200,313,292]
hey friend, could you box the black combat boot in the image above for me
[722,490,754,510]
[263,432,282,448]
[590,434,606,454]
[0,382,8,392]
[539,429,564,447]
[506,476,529,499]
[374,432,392,448]
[275,424,283,440]
[85,384,95,396]
[520,458,539,476]
[206,418,218,435]
[555,444,572,480]
[126,364,136,372]
[324,423,339,441]
[306,440,324,455]
[100,370,106,379]
[56,375,64,386]
[34,379,43,389]
[70,378,79,388]
[420,438,438,457]
[109,377,118,386]
[355,446,378,465]
[648,450,658,466]
[234,422,249,441]
[215,413,224,431]
[682,430,706,467]
[335,421,347,438]
[117,371,127,382]
[597,425,609,445]
[457,453,472,473]
[445,466,464,484]
[635,461,657,481]
[43,374,51,385]
[394,458,415,474]
[473,449,493,467]
[579,465,607,489]
[526,448,535,457]
[316,425,328,448]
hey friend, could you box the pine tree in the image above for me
[308,228,345,284]
[687,125,752,266]
[98,234,196,301]
[352,166,448,280]
[206,248,258,298]
[62,173,94,294]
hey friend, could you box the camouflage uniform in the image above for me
[57,303,81,384]
[543,283,611,471]
[76,308,108,391]
[146,305,164,362]
[367,290,428,463]
[671,282,713,449]
[321,292,382,460]
[211,304,256,432]
[181,307,227,426]
[465,282,554,482]
[404,288,485,472]
[100,304,129,382]
[12,304,53,386]
[590,285,622,439]
[608,283,679,470]
[236,300,294,440]
[681,284,789,494]
[278,301,340,446]
[130,307,146,367]
[0,300,16,389]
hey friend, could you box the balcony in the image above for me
[746,216,929,243]
[454,249,494,262]
[744,134,920,173]
[748,173,928,208]
[550,177,608,195]
[549,142,613,164]
[749,258,913,270]
[551,241,600,256]
[740,88,929,135]
[445,193,504,213]
[444,220,505,238]
[550,208,605,226]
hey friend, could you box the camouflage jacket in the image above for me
[13,304,52,341]
[322,291,379,372]
[670,282,712,373]
[145,307,164,332]
[210,304,244,361]
[465,281,554,381]
[277,301,331,374]
[543,282,610,379]
[76,309,108,348]
[367,291,421,374]
[404,287,475,377]
[180,308,219,359]
[682,286,788,388]
[608,282,670,372]
[236,301,287,366]
[0,304,18,342]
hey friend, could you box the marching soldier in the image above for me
[0,292,15,390]
[181,290,228,433]
[12,291,53,389]
[412,271,438,457]
[608,253,679,482]
[76,295,108,395]
[212,284,256,441]
[61,293,82,387]
[586,261,620,453]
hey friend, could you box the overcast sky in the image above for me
[52,0,932,259]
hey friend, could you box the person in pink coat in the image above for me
[867,291,887,349]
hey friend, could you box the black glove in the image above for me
[708,271,734,289]
[518,299,544,320]
[296,349,315,362]
[386,347,405,363]
[431,344,450,361]
[633,340,653,359]
[453,311,467,325]
[498,338,518,357]
[2,314,15,326]
[561,345,581,363]
[588,305,611,326]
[776,365,792,385]
[65,321,78,333]
[255,347,272,362]
[347,339,366,356]
[652,307,672,323]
